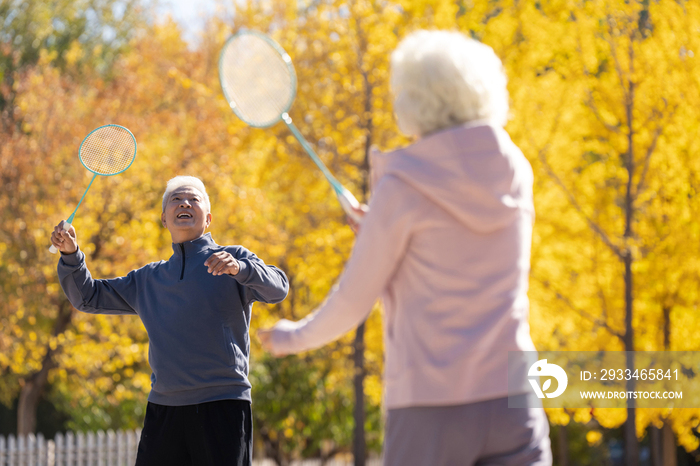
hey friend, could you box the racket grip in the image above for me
[49,220,72,254]
[337,189,364,224]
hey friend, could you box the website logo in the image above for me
[528,359,568,398]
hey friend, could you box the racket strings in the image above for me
[220,35,294,126]
[222,52,290,121]
[80,126,136,175]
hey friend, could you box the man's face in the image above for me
[161,186,212,243]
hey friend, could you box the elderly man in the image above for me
[51,175,288,466]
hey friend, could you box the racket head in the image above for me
[218,29,297,128]
[79,124,137,176]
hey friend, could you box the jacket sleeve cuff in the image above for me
[232,258,251,281]
[59,247,85,267]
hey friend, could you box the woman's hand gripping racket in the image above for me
[49,124,137,254]
[218,30,363,224]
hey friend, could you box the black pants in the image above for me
[135,400,252,466]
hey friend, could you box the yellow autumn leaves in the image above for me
[2,0,700,456]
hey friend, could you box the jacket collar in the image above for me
[171,233,217,257]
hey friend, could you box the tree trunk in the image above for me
[353,323,366,466]
[16,300,72,435]
[657,308,677,466]
[558,424,569,466]
[623,254,638,466]
[17,355,52,435]
[352,27,373,463]
[662,423,677,466]
[624,330,638,466]
[662,306,671,350]
[623,57,638,464]
[650,425,662,466]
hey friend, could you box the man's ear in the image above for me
[161,212,167,227]
[206,212,212,228]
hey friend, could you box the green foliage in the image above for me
[251,351,356,461]
[0,0,145,126]
[0,0,142,70]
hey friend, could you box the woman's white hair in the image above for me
[162,176,211,212]
[390,30,509,137]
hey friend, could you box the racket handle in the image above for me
[49,220,72,254]
[337,189,364,224]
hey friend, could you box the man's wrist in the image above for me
[59,246,83,266]
[228,258,240,276]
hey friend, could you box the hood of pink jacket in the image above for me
[371,122,534,233]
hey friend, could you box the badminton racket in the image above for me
[218,29,363,223]
[49,124,137,253]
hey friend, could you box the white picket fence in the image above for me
[0,431,382,466]
[0,430,140,466]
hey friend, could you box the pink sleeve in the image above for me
[270,175,422,354]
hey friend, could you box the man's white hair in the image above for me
[390,30,509,137]
[162,176,211,212]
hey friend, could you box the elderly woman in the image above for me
[260,30,551,465]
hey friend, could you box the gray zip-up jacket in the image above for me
[57,233,289,406]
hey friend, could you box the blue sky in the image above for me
[155,0,229,44]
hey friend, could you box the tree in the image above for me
[0,15,246,435]
[0,0,143,129]
[209,1,394,461]
[498,0,700,464]
[5,1,700,464]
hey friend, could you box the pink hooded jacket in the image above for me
[269,122,537,409]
